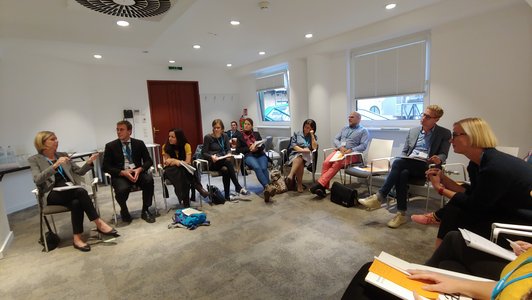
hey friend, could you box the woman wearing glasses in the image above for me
[412,117,532,248]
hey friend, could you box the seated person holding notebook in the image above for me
[411,117,532,248]
[202,119,248,201]
[358,105,451,229]
[310,111,369,198]
[342,231,532,300]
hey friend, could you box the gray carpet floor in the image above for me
[0,172,439,300]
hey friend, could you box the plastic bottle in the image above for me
[6,146,15,163]
[0,146,5,165]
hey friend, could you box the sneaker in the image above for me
[359,193,382,210]
[411,212,440,225]
[387,212,407,228]
[239,188,250,195]
[228,195,239,203]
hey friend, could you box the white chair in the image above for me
[343,139,394,195]
[496,146,519,157]
[491,223,532,244]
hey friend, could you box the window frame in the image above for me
[256,70,291,126]
[349,32,431,128]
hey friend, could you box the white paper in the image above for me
[459,228,517,261]
[52,185,84,191]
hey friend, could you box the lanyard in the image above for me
[491,257,532,299]
[46,157,68,182]
[217,137,226,154]
[123,142,132,162]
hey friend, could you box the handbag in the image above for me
[39,216,60,251]
[330,182,358,207]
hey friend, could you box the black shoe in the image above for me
[73,242,91,252]
[141,210,156,223]
[315,188,326,198]
[285,177,294,191]
[97,228,120,237]
[310,182,324,194]
[120,210,132,223]
[195,182,210,198]
[264,190,271,203]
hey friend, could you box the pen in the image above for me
[506,239,524,254]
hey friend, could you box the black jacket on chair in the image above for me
[102,138,153,178]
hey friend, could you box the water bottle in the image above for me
[0,146,5,165]
[6,146,15,163]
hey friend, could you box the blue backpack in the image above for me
[172,209,208,230]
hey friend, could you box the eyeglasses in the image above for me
[451,132,467,138]
[420,113,437,120]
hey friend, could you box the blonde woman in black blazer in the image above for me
[29,131,118,252]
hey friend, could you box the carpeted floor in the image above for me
[0,172,439,300]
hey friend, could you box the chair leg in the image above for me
[109,187,118,225]
[425,184,430,212]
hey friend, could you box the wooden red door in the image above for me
[147,81,203,151]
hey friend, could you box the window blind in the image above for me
[256,73,286,91]
[353,40,426,99]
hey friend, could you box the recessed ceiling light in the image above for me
[230,20,240,26]
[305,33,313,39]
[226,63,232,67]
[193,44,201,49]
[169,60,175,63]
[258,51,266,55]
[93,54,102,59]
[385,3,397,10]
[116,20,130,27]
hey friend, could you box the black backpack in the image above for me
[207,185,226,205]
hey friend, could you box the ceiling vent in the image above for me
[75,0,172,18]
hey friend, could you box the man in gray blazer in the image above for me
[359,105,451,228]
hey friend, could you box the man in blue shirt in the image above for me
[359,105,451,228]
[310,111,369,197]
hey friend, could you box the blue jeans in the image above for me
[245,154,270,187]
[379,158,427,211]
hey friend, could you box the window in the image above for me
[351,33,430,125]
[256,71,290,123]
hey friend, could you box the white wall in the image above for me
[234,1,532,169]
[429,4,532,164]
[0,46,240,214]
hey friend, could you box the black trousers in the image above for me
[342,262,402,300]
[111,172,154,212]
[210,159,242,199]
[164,165,197,207]
[379,158,427,211]
[47,188,99,234]
[426,231,506,280]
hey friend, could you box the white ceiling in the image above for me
[1,0,456,69]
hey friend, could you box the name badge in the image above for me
[340,141,347,147]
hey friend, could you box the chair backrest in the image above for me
[265,136,274,151]
[365,139,393,168]
[496,146,519,157]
